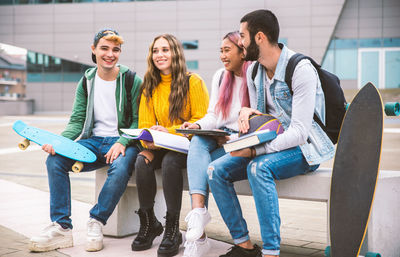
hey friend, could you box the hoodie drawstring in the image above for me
[119,73,123,112]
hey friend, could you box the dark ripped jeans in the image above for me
[135,149,187,215]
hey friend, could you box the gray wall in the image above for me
[25,82,76,113]
[0,99,34,115]
[0,0,346,112]
[334,0,400,39]
[330,0,400,89]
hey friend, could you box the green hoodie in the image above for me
[61,64,142,147]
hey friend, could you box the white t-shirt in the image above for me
[92,73,119,137]
[264,74,277,117]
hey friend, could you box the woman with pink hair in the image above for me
[181,31,251,257]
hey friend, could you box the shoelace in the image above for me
[164,219,177,239]
[40,222,56,235]
[225,245,261,257]
[40,222,64,238]
[185,211,201,230]
[184,240,198,256]
[136,211,150,238]
[87,220,101,234]
[225,245,242,256]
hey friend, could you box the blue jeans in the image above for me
[208,146,316,256]
[46,136,139,229]
[186,135,226,208]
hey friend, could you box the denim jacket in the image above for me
[247,44,335,165]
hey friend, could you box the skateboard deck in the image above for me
[328,82,383,257]
[13,120,96,172]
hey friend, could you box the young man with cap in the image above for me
[29,29,142,252]
[207,10,335,257]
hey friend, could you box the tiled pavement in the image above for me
[1,114,399,256]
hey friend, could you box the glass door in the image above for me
[385,49,400,89]
[358,47,400,89]
[358,48,381,89]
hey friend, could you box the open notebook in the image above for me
[121,128,190,154]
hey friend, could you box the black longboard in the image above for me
[329,82,383,257]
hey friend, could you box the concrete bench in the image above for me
[95,167,400,257]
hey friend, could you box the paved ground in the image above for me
[0,114,399,257]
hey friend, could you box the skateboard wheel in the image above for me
[324,246,331,257]
[18,139,30,150]
[384,102,399,116]
[365,252,381,257]
[72,161,83,173]
[345,103,350,111]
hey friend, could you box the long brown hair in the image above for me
[139,34,189,123]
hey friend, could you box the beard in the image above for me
[244,37,260,61]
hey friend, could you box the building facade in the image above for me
[0,0,399,112]
[0,53,26,99]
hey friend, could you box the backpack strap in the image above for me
[82,76,88,98]
[285,53,322,93]
[285,53,326,132]
[124,70,136,125]
[218,70,225,87]
[251,61,260,81]
[285,53,306,95]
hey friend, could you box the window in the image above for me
[182,40,198,50]
[322,37,400,88]
[0,0,14,5]
[279,38,287,45]
[385,50,400,89]
[27,51,93,82]
[186,60,198,70]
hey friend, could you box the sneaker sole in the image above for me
[86,239,103,252]
[183,239,211,257]
[29,237,73,252]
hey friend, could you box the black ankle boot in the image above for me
[131,208,163,251]
[157,212,182,257]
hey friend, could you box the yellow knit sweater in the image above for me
[139,73,209,135]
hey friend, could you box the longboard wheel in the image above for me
[18,139,30,150]
[324,246,331,257]
[72,161,83,173]
[384,102,399,116]
[365,252,381,257]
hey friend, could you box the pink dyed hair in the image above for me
[215,31,251,120]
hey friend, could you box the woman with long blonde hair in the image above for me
[131,34,209,257]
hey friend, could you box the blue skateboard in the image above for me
[13,120,96,172]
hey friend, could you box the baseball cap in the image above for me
[91,28,124,63]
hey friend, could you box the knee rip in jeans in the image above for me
[249,161,257,177]
[137,154,152,166]
[207,166,214,180]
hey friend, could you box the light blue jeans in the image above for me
[186,135,226,207]
[46,136,139,229]
[207,146,317,256]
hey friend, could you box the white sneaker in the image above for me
[184,207,211,242]
[29,222,73,252]
[86,218,103,252]
[183,236,211,257]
